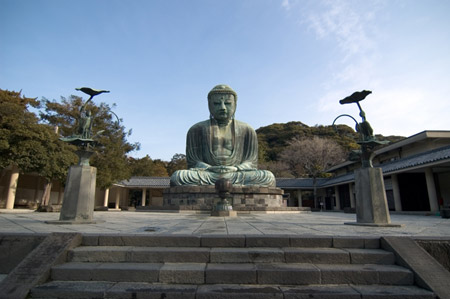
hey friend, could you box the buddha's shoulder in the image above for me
[188,120,210,131]
[234,119,255,131]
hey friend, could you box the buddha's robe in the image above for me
[170,119,275,187]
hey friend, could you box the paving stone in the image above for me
[281,285,361,299]
[290,236,333,248]
[80,234,98,246]
[159,263,206,284]
[197,284,283,299]
[101,235,201,247]
[130,247,210,263]
[30,280,114,299]
[257,263,320,285]
[284,247,350,264]
[352,285,435,299]
[107,282,197,299]
[377,265,414,285]
[345,248,395,264]
[68,246,130,262]
[210,248,285,263]
[97,234,126,246]
[201,235,246,247]
[246,235,290,247]
[364,237,381,249]
[206,264,257,284]
[333,237,365,248]
[51,262,162,282]
[316,264,380,285]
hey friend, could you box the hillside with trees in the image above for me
[256,121,404,178]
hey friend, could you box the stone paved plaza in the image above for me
[0,210,449,237]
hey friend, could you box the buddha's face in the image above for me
[209,93,236,122]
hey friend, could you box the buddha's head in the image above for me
[207,84,237,122]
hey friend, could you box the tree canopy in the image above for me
[166,153,187,176]
[40,95,140,188]
[0,89,76,182]
[129,155,169,177]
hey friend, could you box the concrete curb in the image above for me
[0,232,82,299]
[381,236,450,299]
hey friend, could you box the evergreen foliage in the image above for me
[40,95,139,188]
[0,89,77,183]
[129,155,169,177]
[166,153,187,176]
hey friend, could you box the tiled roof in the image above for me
[321,145,450,187]
[380,145,450,174]
[319,173,355,187]
[118,176,170,188]
[276,178,327,189]
[115,145,450,189]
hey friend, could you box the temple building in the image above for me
[1,130,449,214]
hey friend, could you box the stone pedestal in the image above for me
[159,186,309,214]
[346,167,402,227]
[163,185,282,210]
[48,165,97,224]
[211,210,237,217]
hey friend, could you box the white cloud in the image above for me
[281,0,291,11]
[305,1,378,61]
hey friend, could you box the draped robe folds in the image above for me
[170,119,275,187]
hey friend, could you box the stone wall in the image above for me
[416,239,450,272]
[161,185,288,211]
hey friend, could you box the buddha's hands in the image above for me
[207,166,238,173]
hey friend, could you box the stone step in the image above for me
[30,281,436,299]
[81,234,381,249]
[51,262,413,285]
[68,246,395,264]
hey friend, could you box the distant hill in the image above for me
[256,121,404,162]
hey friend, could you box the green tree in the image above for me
[166,153,187,176]
[0,89,77,205]
[40,95,139,189]
[129,155,169,177]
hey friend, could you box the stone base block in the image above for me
[345,222,404,227]
[162,185,287,211]
[210,210,237,217]
[354,167,395,225]
[46,220,100,225]
[59,165,97,223]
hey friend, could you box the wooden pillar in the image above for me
[103,188,110,207]
[57,186,64,205]
[148,189,153,206]
[349,183,355,209]
[392,174,402,211]
[115,189,120,210]
[141,188,147,206]
[334,186,341,210]
[6,165,19,209]
[425,168,438,212]
[297,189,302,207]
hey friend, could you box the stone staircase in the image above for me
[30,235,435,298]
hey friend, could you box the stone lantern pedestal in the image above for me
[346,167,402,227]
[47,150,98,224]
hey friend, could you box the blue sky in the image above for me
[1,0,450,161]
